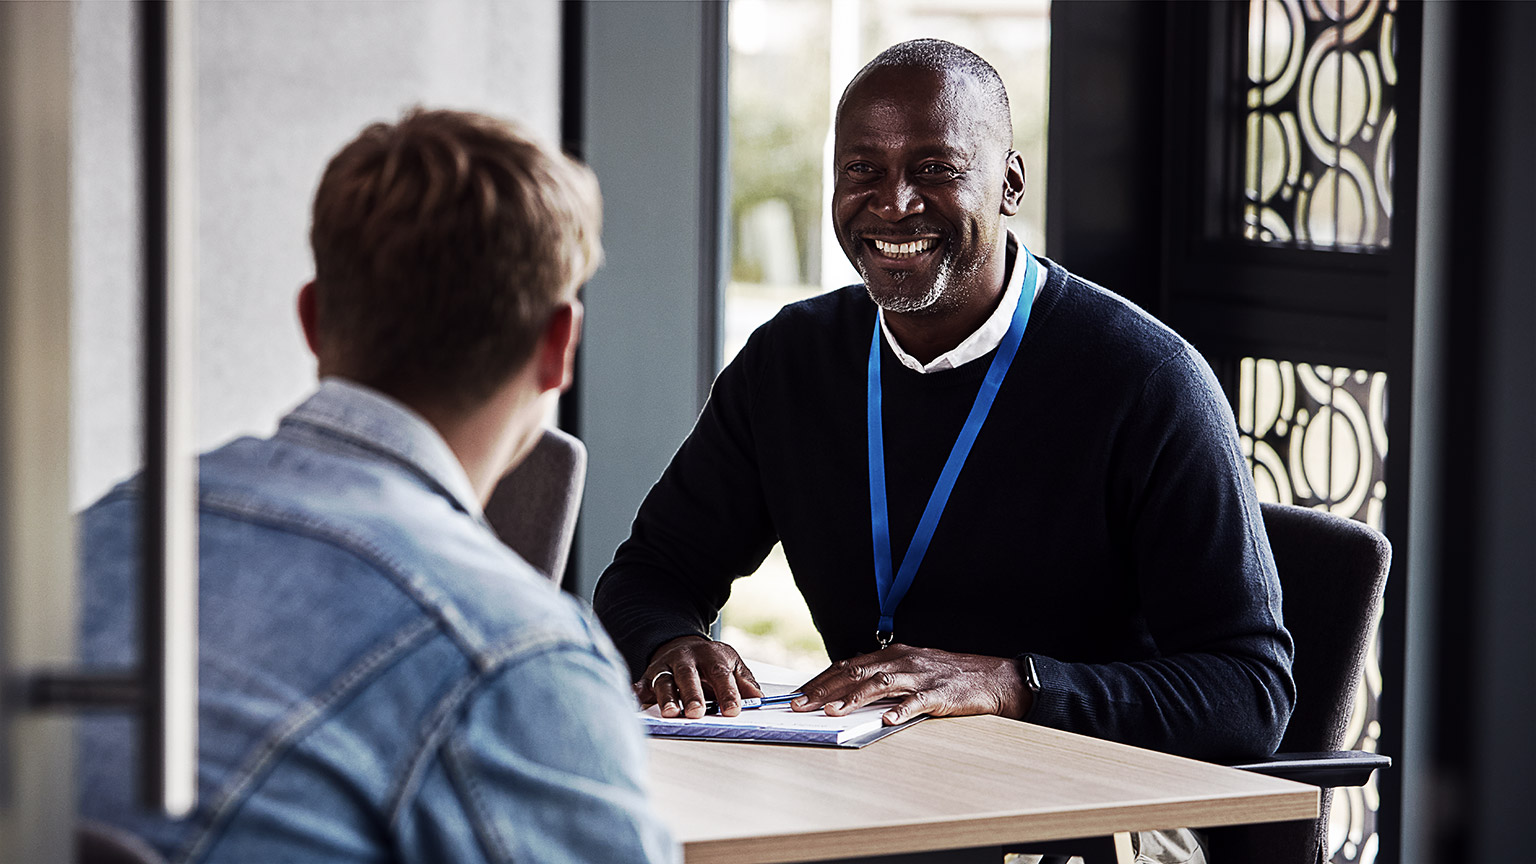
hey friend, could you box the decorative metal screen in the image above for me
[1241,0,1398,248]
[1238,358,1387,525]
[1237,357,1386,863]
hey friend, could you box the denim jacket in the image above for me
[78,379,678,864]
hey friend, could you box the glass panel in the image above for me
[1240,0,1398,249]
[721,0,1052,671]
[1237,357,1386,864]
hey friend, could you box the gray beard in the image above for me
[860,253,955,314]
[861,239,995,318]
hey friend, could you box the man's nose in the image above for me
[870,174,923,221]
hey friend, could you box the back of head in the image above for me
[309,109,601,411]
[840,38,1013,148]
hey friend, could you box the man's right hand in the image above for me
[636,635,762,719]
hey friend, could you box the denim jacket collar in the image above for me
[279,378,485,522]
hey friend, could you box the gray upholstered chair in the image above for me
[1203,502,1392,864]
[1024,503,1392,864]
[484,426,588,587]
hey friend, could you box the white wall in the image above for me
[70,0,562,508]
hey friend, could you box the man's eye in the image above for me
[917,164,959,178]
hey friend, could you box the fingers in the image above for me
[790,645,1015,722]
[690,646,764,718]
[651,671,683,718]
[735,659,764,700]
[793,654,909,715]
[673,662,709,718]
[821,667,906,715]
[882,691,934,726]
[638,663,685,717]
[638,635,761,720]
[703,663,741,716]
[792,658,864,711]
[639,634,706,716]
[792,655,873,707]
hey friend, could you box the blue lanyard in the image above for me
[867,251,1038,650]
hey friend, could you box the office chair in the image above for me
[484,426,588,586]
[1201,502,1392,864]
[1024,503,1392,864]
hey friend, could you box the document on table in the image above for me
[640,678,924,748]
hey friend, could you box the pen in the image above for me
[703,692,803,714]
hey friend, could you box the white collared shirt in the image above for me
[878,238,1046,374]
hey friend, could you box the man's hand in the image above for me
[791,644,1031,726]
[635,635,763,719]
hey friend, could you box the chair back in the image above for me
[484,427,588,586]
[1263,502,1391,755]
[1211,502,1391,864]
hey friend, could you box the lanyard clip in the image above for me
[875,630,894,650]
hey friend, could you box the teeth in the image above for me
[873,238,937,257]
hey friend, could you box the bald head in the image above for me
[838,39,1013,150]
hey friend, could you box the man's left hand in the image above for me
[790,644,1032,725]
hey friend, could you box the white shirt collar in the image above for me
[878,234,1045,374]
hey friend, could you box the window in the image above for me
[1241,0,1399,248]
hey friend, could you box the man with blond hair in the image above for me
[78,109,677,863]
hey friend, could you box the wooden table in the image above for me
[650,714,1317,864]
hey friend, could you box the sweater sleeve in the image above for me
[593,330,780,681]
[1023,347,1296,762]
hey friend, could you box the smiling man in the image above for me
[595,41,1293,860]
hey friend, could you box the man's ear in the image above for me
[534,299,583,393]
[297,281,323,358]
[1001,149,1026,217]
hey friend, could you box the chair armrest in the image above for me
[1229,749,1391,787]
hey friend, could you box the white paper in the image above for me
[641,699,893,745]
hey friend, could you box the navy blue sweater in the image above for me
[595,257,1294,761]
